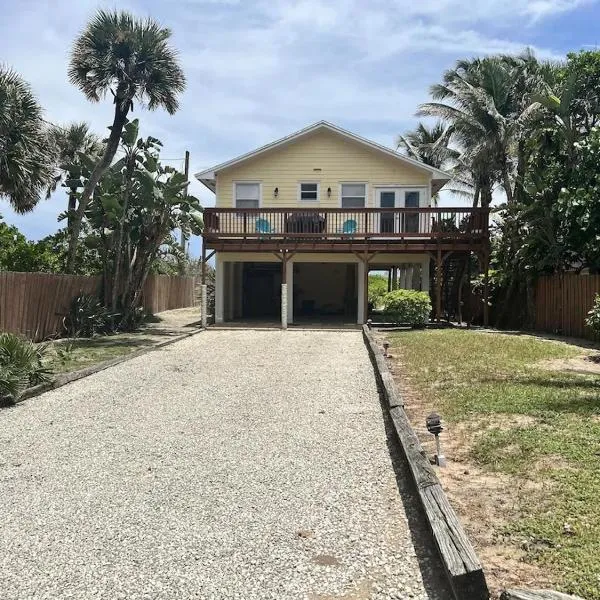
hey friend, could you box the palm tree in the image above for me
[396,121,455,168]
[0,66,53,213]
[47,122,103,228]
[418,55,541,206]
[66,9,186,272]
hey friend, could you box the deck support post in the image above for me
[391,266,398,290]
[215,255,224,324]
[483,249,490,327]
[363,251,369,324]
[281,250,288,329]
[466,251,472,329]
[435,246,443,322]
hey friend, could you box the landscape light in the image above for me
[426,412,447,467]
[382,341,390,357]
[366,318,373,329]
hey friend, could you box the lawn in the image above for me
[383,328,600,599]
[46,335,156,374]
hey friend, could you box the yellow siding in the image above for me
[215,129,431,208]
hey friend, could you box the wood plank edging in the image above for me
[362,324,489,600]
[3,328,204,407]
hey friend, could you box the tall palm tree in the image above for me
[396,121,455,169]
[47,122,103,227]
[66,9,186,272]
[0,66,53,213]
[418,55,541,206]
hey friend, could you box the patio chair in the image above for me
[255,218,275,234]
[338,219,357,236]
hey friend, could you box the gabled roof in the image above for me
[195,120,451,193]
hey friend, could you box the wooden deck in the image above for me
[203,207,489,253]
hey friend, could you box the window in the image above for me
[341,183,366,208]
[299,182,319,201]
[404,190,420,233]
[234,182,260,208]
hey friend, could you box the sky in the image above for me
[2,0,600,256]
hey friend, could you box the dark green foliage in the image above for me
[381,289,432,325]
[63,294,119,337]
[0,333,53,402]
[0,66,53,212]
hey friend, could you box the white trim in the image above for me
[233,180,262,209]
[297,181,320,203]
[339,181,368,208]
[195,121,451,189]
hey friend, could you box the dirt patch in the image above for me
[379,334,556,596]
[537,355,600,375]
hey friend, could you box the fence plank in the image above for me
[535,274,600,341]
[0,272,198,341]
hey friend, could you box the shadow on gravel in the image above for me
[375,384,455,600]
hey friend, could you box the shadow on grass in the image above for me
[373,379,455,599]
[475,373,600,415]
[67,337,156,350]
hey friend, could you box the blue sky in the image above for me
[2,0,599,256]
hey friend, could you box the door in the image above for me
[376,188,423,234]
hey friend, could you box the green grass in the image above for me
[388,329,600,598]
[46,336,154,374]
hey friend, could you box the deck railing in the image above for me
[203,207,489,241]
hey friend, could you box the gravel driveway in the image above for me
[1,330,450,600]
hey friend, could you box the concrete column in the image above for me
[421,258,430,292]
[215,256,224,324]
[286,260,293,325]
[400,265,408,290]
[357,260,366,324]
[201,284,208,328]
[281,283,288,329]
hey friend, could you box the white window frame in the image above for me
[297,181,320,203]
[339,182,368,208]
[372,184,430,208]
[233,181,262,209]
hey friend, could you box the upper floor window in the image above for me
[234,182,260,208]
[299,182,319,202]
[341,183,366,208]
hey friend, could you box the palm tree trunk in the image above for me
[471,184,481,208]
[502,165,514,205]
[110,153,136,311]
[66,102,129,274]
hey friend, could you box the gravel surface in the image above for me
[0,330,451,599]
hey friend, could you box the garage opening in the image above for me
[242,262,281,320]
[293,263,357,322]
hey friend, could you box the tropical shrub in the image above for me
[381,289,432,326]
[585,294,600,335]
[0,333,53,403]
[63,293,119,337]
[368,274,388,309]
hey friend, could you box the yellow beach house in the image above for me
[196,121,489,328]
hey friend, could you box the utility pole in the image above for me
[179,150,190,275]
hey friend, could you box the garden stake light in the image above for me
[426,412,447,467]
[382,341,390,357]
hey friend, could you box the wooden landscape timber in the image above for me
[501,590,586,600]
[362,324,489,600]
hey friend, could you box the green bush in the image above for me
[585,293,600,335]
[0,333,53,403]
[368,274,388,309]
[381,289,432,326]
[63,293,119,337]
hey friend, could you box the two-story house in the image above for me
[196,121,489,328]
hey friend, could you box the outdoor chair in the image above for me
[255,218,275,234]
[338,219,358,236]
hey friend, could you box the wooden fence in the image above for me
[535,273,600,340]
[0,272,198,341]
